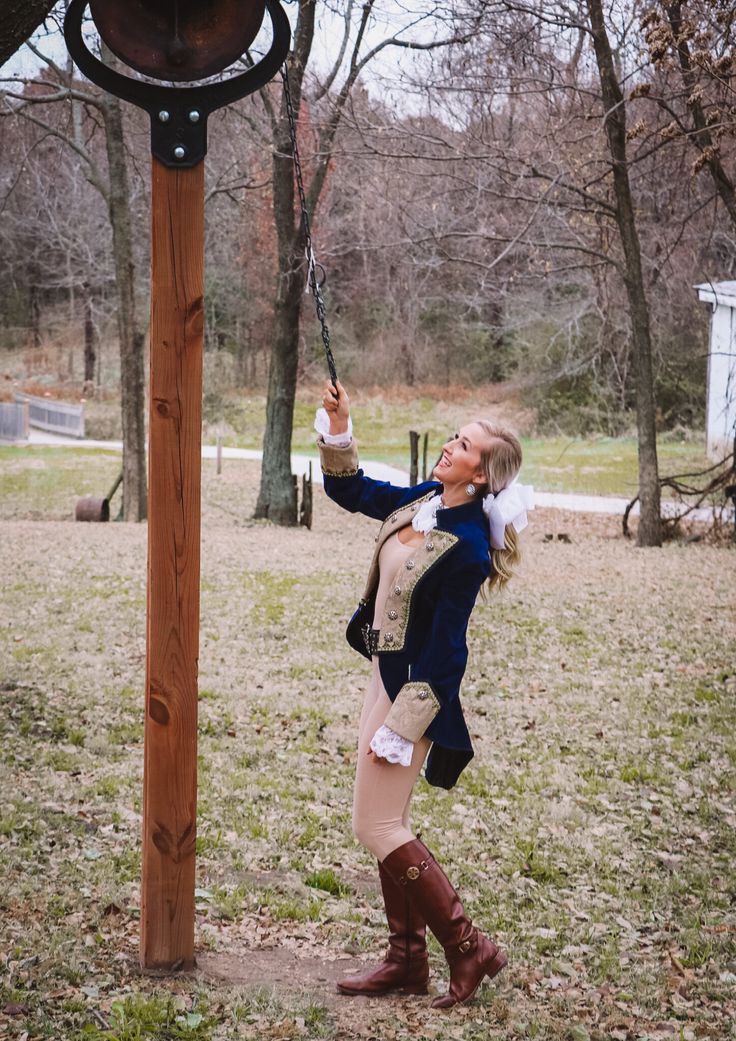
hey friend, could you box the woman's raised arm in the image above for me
[314,381,436,522]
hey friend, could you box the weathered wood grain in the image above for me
[140,158,204,970]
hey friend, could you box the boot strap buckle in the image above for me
[402,859,431,884]
[459,939,473,953]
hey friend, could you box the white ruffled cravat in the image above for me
[412,482,534,549]
[411,494,443,534]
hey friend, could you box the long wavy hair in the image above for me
[474,420,523,592]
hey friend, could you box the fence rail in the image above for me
[14,391,85,438]
[0,401,30,441]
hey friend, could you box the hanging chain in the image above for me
[280,64,338,384]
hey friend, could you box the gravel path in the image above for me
[22,429,731,520]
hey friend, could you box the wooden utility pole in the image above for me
[141,161,204,969]
[64,0,290,971]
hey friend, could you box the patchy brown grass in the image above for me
[0,457,734,1041]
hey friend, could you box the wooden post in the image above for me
[300,460,313,529]
[141,158,204,970]
[422,432,428,482]
[409,430,419,486]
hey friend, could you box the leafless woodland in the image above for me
[1,1,735,532]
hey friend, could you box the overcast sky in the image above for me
[1,1,446,113]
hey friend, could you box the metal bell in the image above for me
[89,0,267,82]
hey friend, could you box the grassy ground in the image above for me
[0,457,734,1041]
[0,427,714,521]
[222,389,713,497]
[0,447,123,520]
[517,437,711,499]
[4,379,715,499]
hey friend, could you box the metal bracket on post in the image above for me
[64,0,291,167]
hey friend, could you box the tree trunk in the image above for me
[254,3,318,525]
[252,0,466,523]
[253,250,301,524]
[586,0,662,547]
[29,276,41,350]
[83,284,96,389]
[0,1,56,68]
[101,87,147,522]
[253,61,306,524]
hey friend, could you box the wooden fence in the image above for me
[14,391,85,438]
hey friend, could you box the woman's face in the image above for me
[433,423,489,488]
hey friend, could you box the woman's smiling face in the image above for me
[433,423,489,489]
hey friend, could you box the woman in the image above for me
[315,380,533,1009]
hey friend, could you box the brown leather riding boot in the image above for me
[382,838,507,1009]
[336,860,429,996]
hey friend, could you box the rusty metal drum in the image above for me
[75,496,110,522]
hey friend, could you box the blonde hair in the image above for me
[474,420,523,592]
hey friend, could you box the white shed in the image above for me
[696,280,736,460]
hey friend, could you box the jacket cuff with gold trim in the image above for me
[383,681,441,742]
[316,437,359,477]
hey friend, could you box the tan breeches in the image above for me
[352,661,432,862]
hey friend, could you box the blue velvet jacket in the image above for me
[319,438,491,789]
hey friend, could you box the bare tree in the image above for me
[585,0,661,545]
[0,127,113,376]
[336,1,666,543]
[253,0,478,525]
[100,54,146,520]
[0,0,718,498]
[1,42,148,520]
[642,1,736,230]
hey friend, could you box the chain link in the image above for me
[281,64,338,384]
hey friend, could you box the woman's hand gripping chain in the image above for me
[323,379,350,437]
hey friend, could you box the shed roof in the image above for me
[695,280,736,307]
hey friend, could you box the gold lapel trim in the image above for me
[360,490,437,602]
[376,529,459,653]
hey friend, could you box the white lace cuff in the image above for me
[369,725,414,767]
[314,407,353,447]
